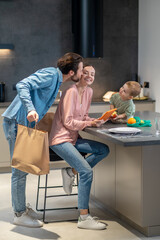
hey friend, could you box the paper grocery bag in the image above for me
[36,112,54,137]
[12,124,50,175]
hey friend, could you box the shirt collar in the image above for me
[57,68,63,83]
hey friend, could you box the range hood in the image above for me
[72,0,103,58]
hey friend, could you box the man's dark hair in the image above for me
[57,52,83,74]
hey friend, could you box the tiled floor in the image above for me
[0,171,160,240]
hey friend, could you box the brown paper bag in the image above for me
[37,112,54,137]
[12,124,50,175]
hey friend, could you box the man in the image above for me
[2,52,83,228]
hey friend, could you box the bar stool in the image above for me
[36,112,86,223]
[36,148,79,223]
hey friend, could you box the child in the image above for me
[110,81,141,122]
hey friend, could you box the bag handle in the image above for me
[28,121,37,129]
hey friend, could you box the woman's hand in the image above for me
[27,110,39,122]
[91,119,105,127]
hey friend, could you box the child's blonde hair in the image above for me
[126,81,141,97]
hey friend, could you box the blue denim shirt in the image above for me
[2,67,63,127]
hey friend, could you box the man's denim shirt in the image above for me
[2,67,63,127]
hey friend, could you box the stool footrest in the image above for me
[46,193,78,198]
[38,185,78,189]
[37,207,78,212]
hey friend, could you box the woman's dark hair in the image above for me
[83,62,95,69]
[57,52,83,74]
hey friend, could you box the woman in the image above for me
[49,65,109,230]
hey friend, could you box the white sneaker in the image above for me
[78,215,106,230]
[26,203,43,220]
[13,211,43,228]
[61,168,75,195]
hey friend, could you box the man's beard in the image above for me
[71,76,80,82]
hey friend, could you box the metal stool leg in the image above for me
[36,175,40,211]
[43,174,48,223]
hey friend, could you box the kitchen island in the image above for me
[0,100,155,169]
[80,111,160,237]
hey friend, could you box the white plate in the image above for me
[108,127,141,134]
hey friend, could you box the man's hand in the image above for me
[27,110,39,122]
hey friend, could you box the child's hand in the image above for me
[110,114,127,122]
[115,114,126,120]
[112,115,120,120]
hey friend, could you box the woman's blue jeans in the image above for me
[3,118,28,213]
[50,139,109,210]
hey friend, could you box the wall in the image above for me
[139,0,159,111]
[0,0,138,102]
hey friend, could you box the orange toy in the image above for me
[110,111,117,118]
[127,117,136,124]
[98,108,117,121]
